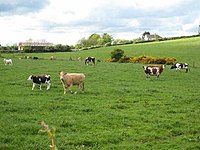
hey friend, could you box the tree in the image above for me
[142,31,150,39]
[23,46,32,53]
[102,33,113,45]
[88,33,101,46]
[78,37,90,47]
[76,33,114,48]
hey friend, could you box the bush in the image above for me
[107,55,176,65]
[118,56,131,63]
[110,49,124,59]
[106,58,119,62]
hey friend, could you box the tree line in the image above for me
[75,33,113,49]
[1,33,199,53]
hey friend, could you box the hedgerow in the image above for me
[107,55,176,65]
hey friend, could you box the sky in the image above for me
[0,0,200,46]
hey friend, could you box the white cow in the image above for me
[4,59,13,65]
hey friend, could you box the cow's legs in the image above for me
[92,60,95,65]
[68,84,73,94]
[156,73,160,79]
[46,82,51,90]
[75,84,81,94]
[32,83,35,90]
[63,84,67,95]
[74,85,79,94]
[39,84,42,90]
[146,74,150,80]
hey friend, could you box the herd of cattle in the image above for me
[3,58,189,95]
[143,62,189,79]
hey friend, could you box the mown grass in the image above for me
[0,37,200,149]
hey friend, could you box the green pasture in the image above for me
[0,37,200,149]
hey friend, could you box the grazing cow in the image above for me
[171,63,189,73]
[4,59,12,65]
[33,56,39,60]
[85,57,95,65]
[143,65,165,79]
[50,56,55,60]
[59,71,85,95]
[27,75,51,90]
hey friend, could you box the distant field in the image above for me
[4,36,200,66]
[0,37,200,149]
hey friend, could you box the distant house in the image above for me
[18,40,53,50]
[71,49,79,52]
[144,34,162,41]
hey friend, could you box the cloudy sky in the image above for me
[0,0,200,46]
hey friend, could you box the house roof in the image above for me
[145,34,162,40]
[146,34,156,39]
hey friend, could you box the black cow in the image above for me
[85,57,95,65]
[171,63,189,73]
[27,75,51,90]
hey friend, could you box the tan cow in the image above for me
[59,71,85,95]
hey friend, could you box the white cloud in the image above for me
[129,20,140,27]
[0,0,200,46]
[101,0,185,10]
[182,17,200,31]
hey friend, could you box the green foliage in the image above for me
[102,33,113,44]
[23,46,33,53]
[110,49,124,59]
[112,39,133,45]
[22,44,71,53]
[77,33,113,49]
[0,44,18,51]
[108,50,177,64]
[89,33,101,46]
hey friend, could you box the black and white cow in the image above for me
[85,57,95,65]
[143,65,165,79]
[170,63,189,73]
[27,75,51,90]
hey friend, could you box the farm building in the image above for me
[144,34,162,41]
[18,40,53,51]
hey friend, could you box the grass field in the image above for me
[0,37,200,149]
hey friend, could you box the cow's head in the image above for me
[27,75,33,81]
[59,71,66,80]
[45,75,50,79]
[143,66,148,70]
[170,65,176,69]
